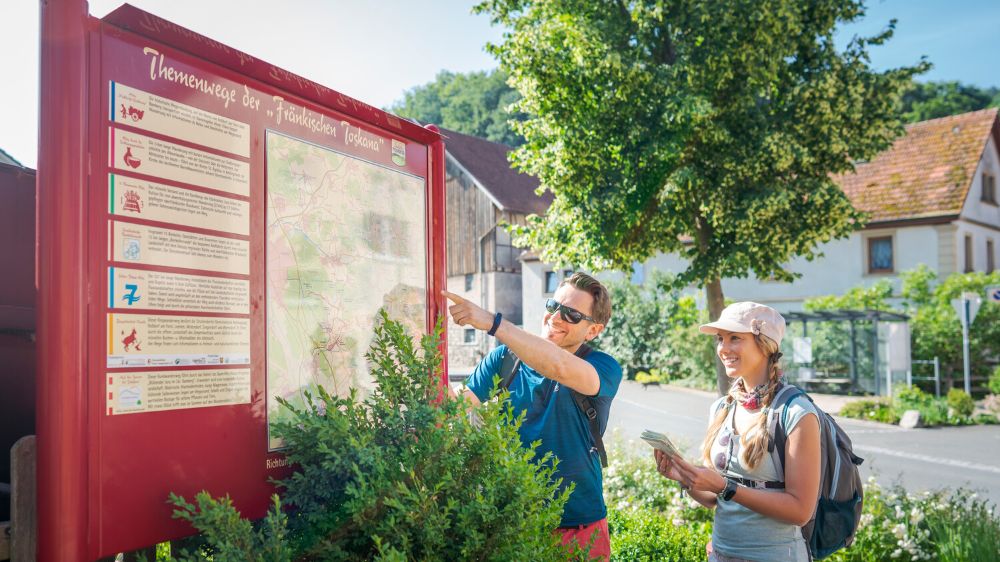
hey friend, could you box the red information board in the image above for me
[36,3,447,559]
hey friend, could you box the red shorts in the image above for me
[555,518,610,561]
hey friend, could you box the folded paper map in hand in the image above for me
[641,429,681,457]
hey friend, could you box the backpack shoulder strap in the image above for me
[767,384,806,480]
[497,347,521,392]
[570,343,607,467]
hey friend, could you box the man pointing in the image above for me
[443,272,622,561]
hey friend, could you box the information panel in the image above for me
[34,4,445,558]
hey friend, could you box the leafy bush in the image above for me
[168,313,579,561]
[829,479,1000,562]
[608,508,710,562]
[895,386,948,426]
[989,365,1000,396]
[595,271,715,386]
[839,399,900,424]
[946,388,975,418]
[634,369,667,386]
[603,437,712,525]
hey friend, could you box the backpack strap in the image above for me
[497,343,608,468]
[766,383,805,481]
[497,347,521,392]
[569,344,608,468]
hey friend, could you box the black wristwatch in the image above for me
[718,478,738,501]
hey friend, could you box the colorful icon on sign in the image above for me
[123,238,140,261]
[121,190,143,213]
[987,286,1000,302]
[123,146,142,169]
[121,328,142,352]
[121,283,141,306]
[392,139,406,166]
[119,387,142,407]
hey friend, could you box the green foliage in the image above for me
[803,267,1000,395]
[593,272,716,386]
[946,388,974,418]
[634,370,665,385]
[602,443,714,561]
[898,80,1000,124]
[608,508,711,562]
[901,268,1000,392]
[895,386,948,426]
[829,480,1000,562]
[167,493,292,562]
[839,398,900,424]
[989,365,1000,396]
[475,0,926,292]
[388,70,524,146]
[171,312,577,561]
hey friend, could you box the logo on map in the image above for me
[392,139,406,166]
[121,328,142,352]
[123,147,142,169]
[123,238,141,261]
[121,283,141,306]
[121,190,143,213]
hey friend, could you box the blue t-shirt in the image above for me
[466,345,622,527]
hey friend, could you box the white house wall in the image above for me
[522,225,954,331]
[957,135,1000,272]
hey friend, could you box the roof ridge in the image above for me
[904,107,999,130]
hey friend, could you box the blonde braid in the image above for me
[739,334,782,470]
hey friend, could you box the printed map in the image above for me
[266,131,427,449]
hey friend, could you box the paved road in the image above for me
[608,381,1000,505]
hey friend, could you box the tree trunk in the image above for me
[705,277,729,396]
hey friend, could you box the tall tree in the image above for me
[476,0,928,393]
[898,80,1000,123]
[389,69,524,146]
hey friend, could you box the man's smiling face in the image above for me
[542,284,598,350]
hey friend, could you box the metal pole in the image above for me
[849,319,858,388]
[933,356,941,398]
[962,299,971,395]
[37,0,90,559]
[872,318,880,396]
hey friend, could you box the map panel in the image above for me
[265,131,427,449]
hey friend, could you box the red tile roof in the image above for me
[835,108,1000,224]
[440,127,552,216]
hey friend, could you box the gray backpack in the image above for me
[767,384,865,559]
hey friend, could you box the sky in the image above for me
[2,0,999,169]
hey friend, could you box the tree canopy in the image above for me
[476,0,928,392]
[898,81,1000,123]
[388,69,525,146]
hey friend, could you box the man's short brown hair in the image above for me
[560,272,612,325]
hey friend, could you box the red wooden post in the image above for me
[37,0,90,559]
[425,124,448,387]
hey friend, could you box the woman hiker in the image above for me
[653,302,821,562]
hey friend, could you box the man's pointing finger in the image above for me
[441,290,465,304]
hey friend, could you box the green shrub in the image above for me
[946,388,975,418]
[895,386,948,426]
[989,365,1000,396]
[634,369,668,385]
[608,508,710,561]
[169,312,579,561]
[603,437,712,525]
[825,479,1000,562]
[839,399,900,424]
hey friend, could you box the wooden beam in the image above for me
[10,435,36,562]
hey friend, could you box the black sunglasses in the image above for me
[544,298,596,324]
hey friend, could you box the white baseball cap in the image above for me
[699,301,786,346]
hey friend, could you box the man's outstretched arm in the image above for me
[442,291,600,396]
